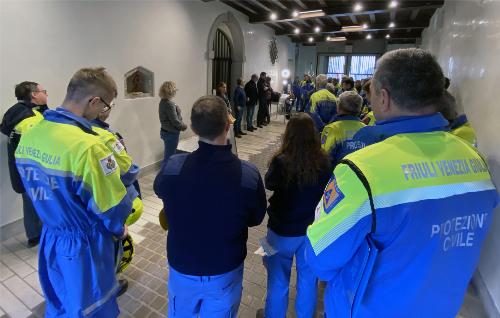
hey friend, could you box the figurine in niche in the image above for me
[130,72,143,96]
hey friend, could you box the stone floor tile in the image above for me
[0,283,32,317]
[4,275,44,309]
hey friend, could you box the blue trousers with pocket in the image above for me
[264,230,318,318]
[167,264,243,318]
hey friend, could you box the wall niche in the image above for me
[124,66,154,99]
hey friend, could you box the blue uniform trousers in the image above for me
[167,264,243,318]
[39,226,120,317]
[264,230,318,318]
[160,130,180,163]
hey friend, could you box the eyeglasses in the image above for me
[35,90,47,94]
[99,97,115,112]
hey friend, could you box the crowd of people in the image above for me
[0,48,497,318]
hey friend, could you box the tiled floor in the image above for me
[0,115,490,318]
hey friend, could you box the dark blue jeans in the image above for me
[234,105,245,132]
[246,104,256,128]
[160,130,180,163]
[21,192,42,240]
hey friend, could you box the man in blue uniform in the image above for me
[154,95,267,317]
[15,68,135,317]
[305,48,498,318]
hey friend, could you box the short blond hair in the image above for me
[66,67,117,101]
[159,81,177,99]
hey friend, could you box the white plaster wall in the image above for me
[422,1,500,315]
[0,0,293,227]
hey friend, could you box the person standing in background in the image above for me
[257,72,269,127]
[244,74,259,132]
[233,78,247,138]
[0,81,49,247]
[159,81,187,163]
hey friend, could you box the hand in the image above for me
[121,225,128,239]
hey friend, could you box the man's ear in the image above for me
[379,88,391,113]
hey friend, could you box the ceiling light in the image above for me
[362,23,368,29]
[327,36,347,42]
[389,22,395,28]
[389,1,398,9]
[297,9,325,19]
[354,3,363,11]
[270,12,277,20]
[292,10,299,18]
[385,34,391,39]
[341,25,364,32]
[314,26,321,33]
[308,37,314,42]
[294,28,300,34]
[366,34,372,39]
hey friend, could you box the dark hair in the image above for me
[341,77,354,87]
[373,48,445,112]
[191,95,228,140]
[215,82,226,91]
[271,113,330,187]
[15,81,38,102]
[66,67,117,102]
[445,77,451,89]
[251,74,258,80]
[363,79,371,94]
[260,72,267,77]
[237,78,244,86]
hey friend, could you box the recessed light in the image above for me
[326,36,331,41]
[314,26,320,33]
[389,22,395,28]
[294,28,300,34]
[366,34,372,39]
[389,1,398,9]
[354,3,363,11]
[385,34,391,39]
[292,10,299,18]
[270,12,277,20]
[308,37,314,42]
[362,23,368,29]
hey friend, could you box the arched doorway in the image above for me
[212,29,232,96]
[206,12,245,95]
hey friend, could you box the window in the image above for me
[326,56,346,80]
[349,55,376,80]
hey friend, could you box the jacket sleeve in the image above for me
[75,143,133,236]
[241,161,267,227]
[160,100,186,131]
[305,162,372,281]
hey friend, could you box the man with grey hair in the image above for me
[154,95,266,318]
[307,73,337,131]
[1,81,49,247]
[306,48,498,317]
[320,91,365,166]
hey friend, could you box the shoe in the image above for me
[27,236,40,248]
[235,133,242,138]
[256,308,264,318]
[251,126,258,130]
[257,125,263,128]
[239,131,247,135]
[247,127,255,132]
[262,123,268,126]
[117,279,129,297]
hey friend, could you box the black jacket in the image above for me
[265,155,331,236]
[257,78,267,98]
[244,80,258,106]
[0,101,48,193]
